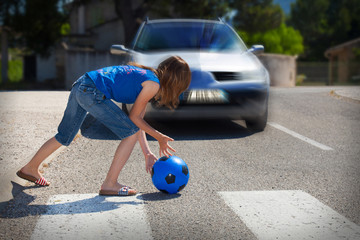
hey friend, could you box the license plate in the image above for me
[183,89,229,104]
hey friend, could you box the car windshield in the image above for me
[133,21,247,52]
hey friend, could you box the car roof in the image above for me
[144,18,225,25]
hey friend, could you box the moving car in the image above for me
[111,18,270,132]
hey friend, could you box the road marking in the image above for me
[268,122,334,151]
[31,194,152,240]
[219,190,360,240]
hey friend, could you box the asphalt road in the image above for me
[0,87,359,239]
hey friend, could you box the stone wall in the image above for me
[259,54,297,87]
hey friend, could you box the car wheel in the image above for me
[245,107,268,132]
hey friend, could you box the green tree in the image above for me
[170,0,230,19]
[289,0,360,60]
[231,0,284,33]
[231,0,303,55]
[0,0,68,57]
[113,0,231,46]
[326,0,360,43]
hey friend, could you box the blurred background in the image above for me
[0,0,359,90]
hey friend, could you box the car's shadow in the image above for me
[80,114,253,141]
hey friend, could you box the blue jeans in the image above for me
[55,75,139,146]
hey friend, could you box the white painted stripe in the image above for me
[219,190,360,240]
[268,122,334,151]
[31,194,152,240]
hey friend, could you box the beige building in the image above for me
[325,38,360,85]
[35,0,148,88]
[64,0,126,51]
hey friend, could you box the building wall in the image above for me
[337,48,351,83]
[36,54,57,83]
[92,19,124,51]
[325,39,360,84]
[69,0,117,35]
[86,2,111,29]
[64,50,128,89]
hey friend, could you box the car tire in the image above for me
[245,107,268,132]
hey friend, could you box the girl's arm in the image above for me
[138,130,157,173]
[137,108,157,173]
[129,81,175,157]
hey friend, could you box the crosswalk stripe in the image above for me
[219,190,360,240]
[31,191,360,240]
[31,193,152,240]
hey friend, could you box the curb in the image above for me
[330,90,360,103]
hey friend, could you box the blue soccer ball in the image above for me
[151,156,189,194]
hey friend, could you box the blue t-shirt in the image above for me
[86,65,160,103]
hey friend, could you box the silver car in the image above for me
[111,18,270,132]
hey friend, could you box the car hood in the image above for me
[132,50,263,72]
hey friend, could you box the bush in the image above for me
[296,74,306,86]
[0,59,23,83]
[238,23,304,56]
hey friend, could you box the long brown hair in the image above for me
[129,56,191,109]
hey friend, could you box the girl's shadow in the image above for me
[1,182,142,219]
[80,114,253,141]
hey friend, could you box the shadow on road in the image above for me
[0,182,142,219]
[139,192,182,201]
[0,182,47,218]
[80,114,253,141]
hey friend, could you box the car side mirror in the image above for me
[110,45,131,55]
[248,45,264,55]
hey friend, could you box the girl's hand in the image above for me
[158,135,176,157]
[145,152,157,174]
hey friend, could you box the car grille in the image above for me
[211,72,241,81]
